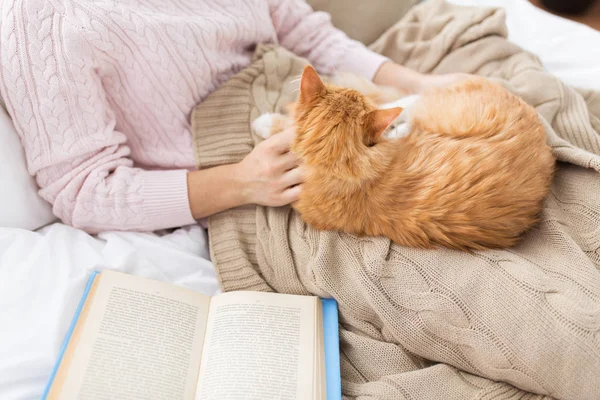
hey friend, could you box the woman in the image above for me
[0,0,465,233]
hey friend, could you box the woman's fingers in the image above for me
[282,184,302,204]
[240,125,303,207]
[281,166,305,189]
[278,151,300,171]
[267,127,296,154]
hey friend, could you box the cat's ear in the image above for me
[299,65,325,103]
[369,107,404,138]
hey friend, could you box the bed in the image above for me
[1,1,599,399]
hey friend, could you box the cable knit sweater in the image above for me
[0,0,387,233]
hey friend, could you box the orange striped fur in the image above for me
[262,66,555,250]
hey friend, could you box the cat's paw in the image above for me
[386,122,411,139]
[252,113,278,139]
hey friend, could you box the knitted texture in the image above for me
[191,2,600,399]
[0,0,387,233]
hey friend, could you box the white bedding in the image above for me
[449,0,600,91]
[1,1,599,399]
[0,224,219,399]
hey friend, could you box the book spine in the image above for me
[321,298,342,400]
[41,271,99,399]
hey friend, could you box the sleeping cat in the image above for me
[252,66,555,250]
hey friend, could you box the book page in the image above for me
[195,291,317,400]
[55,270,210,400]
[314,302,326,400]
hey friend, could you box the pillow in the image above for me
[0,101,56,230]
[307,0,418,45]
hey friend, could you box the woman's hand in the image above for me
[187,127,303,220]
[373,62,473,94]
[235,127,304,207]
[416,72,472,92]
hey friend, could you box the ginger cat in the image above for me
[252,66,555,250]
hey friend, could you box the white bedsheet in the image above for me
[449,0,600,91]
[1,1,599,399]
[0,224,219,399]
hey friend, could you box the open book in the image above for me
[42,270,341,400]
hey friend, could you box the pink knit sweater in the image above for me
[0,0,387,233]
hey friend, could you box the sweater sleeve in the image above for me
[0,8,195,233]
[268,0,389,80]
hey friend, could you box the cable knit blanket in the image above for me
[190,1,600,399]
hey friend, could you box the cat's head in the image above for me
[291,66,403,170]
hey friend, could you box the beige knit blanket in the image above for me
[190,1,600,399]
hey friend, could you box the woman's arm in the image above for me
[372,62,426,94]
[372,62,472,94]
[269,0,472,94]
[0,8,195,233]
[1,4,303,233]
[268,0,388,80]
[187,128,302,220]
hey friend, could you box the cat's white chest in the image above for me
[381,94,420,139]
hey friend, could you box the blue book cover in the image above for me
[42,272,342,399]
[321,298,342,400]
[41,271,99,400]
